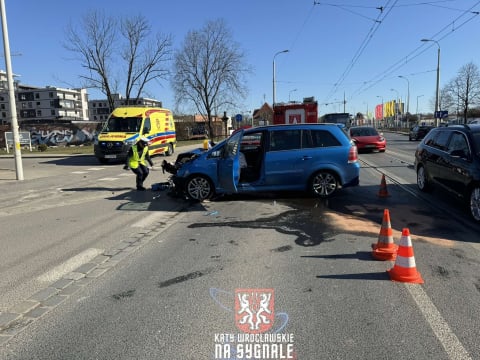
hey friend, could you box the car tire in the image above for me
[165,143,174,156]
[469,186,480,222]
[309,171,338,198]
[409,135,412,141]
[417,165,431,192]
[98,158,109,164]
[185,175,214,201]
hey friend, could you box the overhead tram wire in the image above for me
[351,1,480,98]
[287,4,316,55]
[314,1,387,22]
[320,0,399,104]
[271,4,316,92]
[394,1,477,13]
[320,0,398,100]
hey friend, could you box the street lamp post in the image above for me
[288,88,297,102]
[421,39,440,127]
[398,75,410,126]
[363,101,369,125]
[1,0,23,180]
[272,49,289,107]
[416,94,424,123]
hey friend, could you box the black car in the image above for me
[409,125,434,141]
[414,124,480,221]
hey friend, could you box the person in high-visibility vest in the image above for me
[123,137,154,191]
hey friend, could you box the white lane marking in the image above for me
[98,177,120,181]
[37,248,104,283]
[71,171,88,174]
[86,167,105,171]
[131,212,166,228]
[406,284,472,360]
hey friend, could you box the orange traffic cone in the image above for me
[378,174,389,197]
[372,209,398,261]
[387,228,424,284]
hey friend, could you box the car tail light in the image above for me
[348,145,358,163]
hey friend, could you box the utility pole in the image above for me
[272,49,288,107]
[1,0,23,180]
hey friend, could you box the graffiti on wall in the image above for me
[22,123,102,146]
[0,122,103,148]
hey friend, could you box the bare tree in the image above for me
[427,87,455,117]
[120,15,172,104]
[444,62,480,123]
[172,19,252,138]
[64,10,172,110]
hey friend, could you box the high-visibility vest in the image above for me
[128,145,148,169]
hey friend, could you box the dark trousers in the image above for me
[131,164,149,188]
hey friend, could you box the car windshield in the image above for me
[350,127,378,137]
[102,116,142,132]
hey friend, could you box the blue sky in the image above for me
[2,0,480,118]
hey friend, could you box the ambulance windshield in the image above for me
[102,115,142,133]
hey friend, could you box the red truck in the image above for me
[273,97,318,124]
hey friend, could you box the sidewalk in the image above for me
[0,156,88,183]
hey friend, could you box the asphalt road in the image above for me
[0,136,479,359]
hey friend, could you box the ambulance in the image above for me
[94,106,176,164]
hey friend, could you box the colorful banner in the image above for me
[375,104,383,119]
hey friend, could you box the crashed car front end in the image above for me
[161,148,204,197]
[161,149,203,175]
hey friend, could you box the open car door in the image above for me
[218,129,244,193]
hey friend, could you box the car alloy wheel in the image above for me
[185,175,213,201]
[311,171,338,197]
[417,166,430,192]
[469,187,480,221]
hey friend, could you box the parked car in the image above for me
[409,125,434,141]
[349,126,386,152]
[414,124,480,222]
[162,124,360,201]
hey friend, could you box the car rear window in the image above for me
[447,132,470,156]
[303,129,341,148]
[350,127,377,136]
[426,130,451,151]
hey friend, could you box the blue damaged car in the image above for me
[162,124,360,201]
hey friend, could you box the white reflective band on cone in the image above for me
[395,254,416,268]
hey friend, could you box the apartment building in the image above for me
[17,85,89,122]
[88,94,162,122]
[0,70,90,124]
[0,70,163,125]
